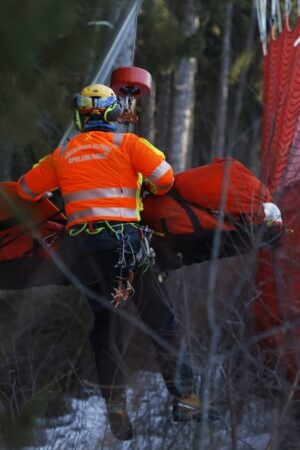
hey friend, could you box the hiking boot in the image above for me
[172,393,220,422]
[107,402,133,441]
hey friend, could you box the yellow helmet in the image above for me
[73,84,122,132]
[80,84,116,98]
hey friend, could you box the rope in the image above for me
[276,0,282,33]
[270,0,282,38]
[284,0,292,16]
[271,0,277,39]
[256,0,268,54]
[284,0,292,29]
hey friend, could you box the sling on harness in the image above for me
[68,221,155,307]
[111,223,155,307]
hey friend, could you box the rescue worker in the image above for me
[17,84,212,440]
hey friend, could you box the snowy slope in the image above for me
[24,371,274,450]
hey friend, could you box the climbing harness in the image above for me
[136,225,156,271]
[112,271,135,308]
[68,221,107,236]
[69,220,155,307]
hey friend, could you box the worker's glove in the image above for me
[263,202,283,225]
[141,182,152,198]
[262,202,285,247]
[42,191,53,199]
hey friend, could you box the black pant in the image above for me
[60,224,194,403]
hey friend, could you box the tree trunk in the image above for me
[212,3,233,158]
[1,146,13,181]
[168,0,199,173]
[249,117,261,174]
[169,58,198,172]
[154,72,173,157]
[138,80,156,141]
[228,0,257,154]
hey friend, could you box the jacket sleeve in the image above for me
[17,153,59,202]
[125,134,174,196]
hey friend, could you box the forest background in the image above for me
[0,0,260,179]
[0,1,293,449]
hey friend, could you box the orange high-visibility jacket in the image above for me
[17,131,174,227]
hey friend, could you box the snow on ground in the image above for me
[24,371,273,450]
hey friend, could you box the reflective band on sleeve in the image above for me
[138,138,164,157]
[148,160,171,182]
[63,187,137,204]
[112,133,124,146]
[19,175,38,198]
[68,207,137,223]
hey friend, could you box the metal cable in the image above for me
[130,1,140,66]
[58,0,144,146]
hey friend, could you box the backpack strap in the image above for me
[161,187,203,234]
[160,187,245,236]
[170,188,245,228]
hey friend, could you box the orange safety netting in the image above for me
[256,18,300,384]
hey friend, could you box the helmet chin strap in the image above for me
[83,120,117,132]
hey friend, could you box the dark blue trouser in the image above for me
[61,224,194,403]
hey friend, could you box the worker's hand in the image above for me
[141,181,150,198]
[142,179,157,196]
[42,191,53,199]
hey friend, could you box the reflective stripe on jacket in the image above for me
[17,131,174,227]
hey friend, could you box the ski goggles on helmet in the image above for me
[74,95,116,114]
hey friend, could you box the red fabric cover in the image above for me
[0,221,63,261]
[142,158,272,235]
[0,181,66,260]
[256,18,300,385]
[142,195,235,234]
[0,181,65,237]
[261,19,300,193]
[255,181,300,383]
